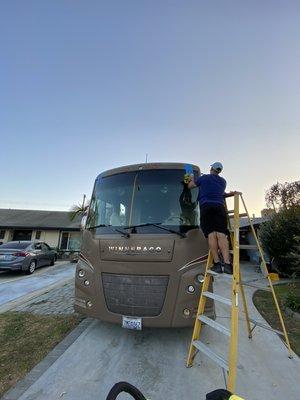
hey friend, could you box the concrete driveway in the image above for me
[0,261,75,310]
[5,263,300,400]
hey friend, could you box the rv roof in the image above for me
[97,162,200,179]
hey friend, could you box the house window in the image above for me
[0,230,5,240]
[12,230,32,241]
[68,232,81,250]
[35,231,41,240]
[60,231,81,250]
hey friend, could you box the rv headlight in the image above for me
[187,285,195,294]
[196,274,204,284]
[183,308,191,317]
[78,269,85,278]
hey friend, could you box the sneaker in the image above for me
[210,262,223,273]
[223,263,233,274]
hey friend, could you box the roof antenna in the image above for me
[145,153,148,163]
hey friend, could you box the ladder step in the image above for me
[207,270,232,280]
[203,291,232,306]
[198,315,231,337]
[227,211,248,218]
[192,340,229,371]
[239,244,258,249]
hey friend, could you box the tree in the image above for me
[69,194,89,222]
[262,180,300,276]
[265,181,300,210]
[260,207,300,277]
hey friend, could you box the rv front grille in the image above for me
[102,273,169,317]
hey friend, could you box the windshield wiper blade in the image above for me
[87,224,106,229]
[87,224,130,238]
[124,222,162,229]
[124,223,186,238]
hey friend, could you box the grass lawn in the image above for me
[0,312,83,398]
[253,282,300,356]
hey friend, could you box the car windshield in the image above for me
[86,169,200,233]
[0,242,30,249]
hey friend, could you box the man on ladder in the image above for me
[188,161,233,274]
[185,185,293,394]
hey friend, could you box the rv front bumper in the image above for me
[74,259,215,328]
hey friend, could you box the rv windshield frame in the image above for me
[86,169,200,234]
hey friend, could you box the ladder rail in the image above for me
[227,193,240,392]
[240,194,293,358]
[186,252,214,367]
[227,197,252,341]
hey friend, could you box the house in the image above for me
[0,209,82,251]
[238,216,270,263]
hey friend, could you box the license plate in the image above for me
[122,316,142,331]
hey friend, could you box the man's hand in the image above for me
[224,191,242,198]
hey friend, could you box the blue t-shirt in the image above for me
[196,174,226,206]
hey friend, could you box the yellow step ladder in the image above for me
[186,192,293,393]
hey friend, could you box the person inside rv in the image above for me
[109,202,122,226]
[179,181,197,225]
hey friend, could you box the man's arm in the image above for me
[188,179,197,189]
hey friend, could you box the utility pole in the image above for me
[145,153,148,163]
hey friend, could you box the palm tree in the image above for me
[69,194,90,221]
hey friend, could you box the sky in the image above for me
[0,0,299,215]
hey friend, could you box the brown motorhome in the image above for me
[74,162,214,328]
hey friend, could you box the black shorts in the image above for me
[200,203,227,238]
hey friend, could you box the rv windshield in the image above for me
[86,169,200,233]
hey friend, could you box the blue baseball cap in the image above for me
[211,162,223,173]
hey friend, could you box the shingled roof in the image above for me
[238,216,269,228]
[0,209,81,230]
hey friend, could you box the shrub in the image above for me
[285,289,300,313]
[259,207,300,277]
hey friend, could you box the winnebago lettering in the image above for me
[108,246,162,253]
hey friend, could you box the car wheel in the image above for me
[26,260,36,275]
[50,257,55,266]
